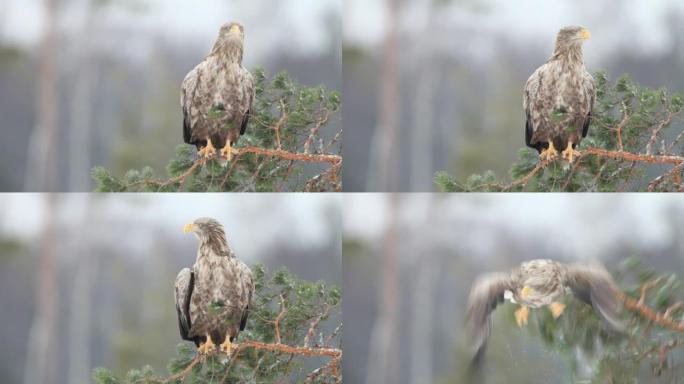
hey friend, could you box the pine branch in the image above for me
[143,341,342,384]
[616,278,684,332]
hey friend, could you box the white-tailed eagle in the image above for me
[466,259,622,367]
[174,217,254,355]
[181,22,255,162]
[524,26,595,163]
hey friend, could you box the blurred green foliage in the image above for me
[435,72,684,192]
[92,264,341,383]
[92,69,341,192]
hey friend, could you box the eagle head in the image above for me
[211,22,245,63]
[219,22,245,44]
[556,25,591,47]
[183,217,228,250]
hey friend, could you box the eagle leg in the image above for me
[549,302,566,319]
[219,335,233,356]
[539,140,559,161]
[514,306,530,327]
[561,141,579,163]
[198,138,217,158]
[197,334,216,354]
[219,141,233,162]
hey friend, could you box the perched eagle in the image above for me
[524,26,595,163]
[174,217,254,355]
[181,22,255,162]
[466,259,622,368]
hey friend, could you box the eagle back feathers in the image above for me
[181,33,254,150]
[524,36,595,152]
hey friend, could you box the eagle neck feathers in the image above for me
[197,230,233,259]
[549,44,584,69]
[210,38,244,66]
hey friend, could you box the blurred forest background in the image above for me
[0,0,341,192]
[343,0,684,191]
[0,193,341,384]
[343,194,684,383]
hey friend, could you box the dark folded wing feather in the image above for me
[174,267,195,341]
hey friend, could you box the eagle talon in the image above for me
[220,142,233,162]
[198,335,216,354]
[219,336,234,356]
[549,302,566,319]
[515,306,530,327]
[539,141,559,162]
[198,138,217,158]
[561,142,578,163]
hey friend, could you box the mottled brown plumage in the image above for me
[174,217,254,355]
[181,22,254,162]
[524,26,595,162]
[466,259,622,369]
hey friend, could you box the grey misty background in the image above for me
[343,0,684,192]
[343,194,684,383]
[0,0,342,192]
[0,194,342,384]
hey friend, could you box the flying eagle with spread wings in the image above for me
[181,22,254,162]
[174,217,254,355]
[524,26,595,163]
[466,259,622,368]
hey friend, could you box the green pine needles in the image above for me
[92,264,341,384]
[92,69,342,192]
[435,72,684,192]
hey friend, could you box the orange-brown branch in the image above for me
[580,147,684,165]
[615,290,684,332]
[148,339,342,384]
[128,146,341,191]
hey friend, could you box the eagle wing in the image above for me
[180,62,209,147]
[581,72,595,138]
[237,260,254,332]
[174,267,195,342]
[523,65,546,147]
[239,69,255,137]
[564,263,623,331]
[466,271,516,367]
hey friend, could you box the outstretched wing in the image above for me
[174,267,196,342]
[466,272,515,368]
[565,263,623,331]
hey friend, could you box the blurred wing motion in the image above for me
[564,263,624,331]
[466,272,515,367]
[181,22,255,162]
[466,259,623,376]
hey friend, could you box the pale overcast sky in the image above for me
[344,0,684,63]
[1,0,340,62]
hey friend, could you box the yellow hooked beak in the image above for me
[521,285,532,299]
[183,223,194,233]
[229,24,241,35]
[579,28,591,40]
